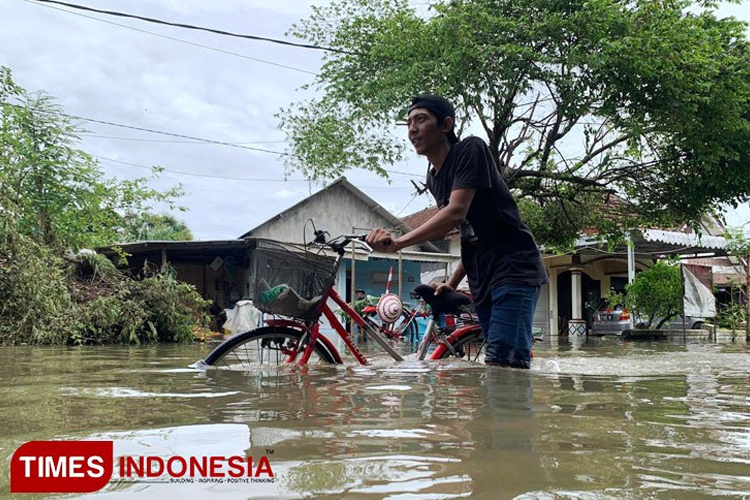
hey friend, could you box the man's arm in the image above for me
[435,261,466,295]
[447,261,466,289]
[366,188,476,252]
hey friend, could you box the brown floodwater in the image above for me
[1,336,749,499]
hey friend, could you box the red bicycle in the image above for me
[360,293,428,342]
[195,231,485,369]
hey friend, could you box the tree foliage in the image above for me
[0,66,185,250]
[0,68,206,345]
[626,260,682,329]
[120,212,194,242]
[280,0,750,246]
[723,227,750,335]
[0,223,210,345]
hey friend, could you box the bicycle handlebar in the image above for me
[310,230,373,255]
[337,234,373,254]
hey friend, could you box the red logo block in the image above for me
[10,441,113,493]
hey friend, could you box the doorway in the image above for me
[557,270,601,334]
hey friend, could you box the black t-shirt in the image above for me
[426,136,548,306]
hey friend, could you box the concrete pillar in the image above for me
[398,252,403,298]
[571,268,583,320]
[627,233,636,284]
[549,268,558,336]
[568,267,587,337]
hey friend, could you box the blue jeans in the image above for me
[475,284,540,369]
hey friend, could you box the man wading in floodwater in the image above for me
[367,94,548,369]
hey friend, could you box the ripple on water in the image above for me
[532,352,750,377]
[60,387,241,398]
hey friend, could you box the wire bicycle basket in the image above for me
[248,239,337,321]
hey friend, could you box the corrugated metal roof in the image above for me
[640,229,727,250]
[98,239,250,254]
[575,229,729,257]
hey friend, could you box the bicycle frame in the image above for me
[271,238,405,365]
[257,235,476,366]
[415,310,483,360]
[393,304,428,337]
[199,233,488,369]
[363,302,426,340]
[277,288,403,365]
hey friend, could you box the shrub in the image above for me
[0,230,209,345]
[626,260,682,329]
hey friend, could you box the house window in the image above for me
[371,271,400,286]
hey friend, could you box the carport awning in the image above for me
[636,229,727,254]
[318,247,459,264]
[97,239,253,261]
[575,229,728,257]
[100,239,459,264]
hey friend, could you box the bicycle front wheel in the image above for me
[200,326,339,369]
[430,327,485,362]
[399,313,419,343]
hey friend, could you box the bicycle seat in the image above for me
[413,284,472,317]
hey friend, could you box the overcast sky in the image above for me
[2,0,749,240]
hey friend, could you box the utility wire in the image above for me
[95,154,410,189]
[29,0,354,55]
[10,102,424,179]
[24,0,318,75]
[395,192,421,217]
[81,133,286,145]
[31,106,295,156]
[95,154,303,182]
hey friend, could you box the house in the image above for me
[238,177,458,305]
[100,178,458,317]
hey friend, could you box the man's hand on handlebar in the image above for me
[434,282,455,296]
[365,229,400,253]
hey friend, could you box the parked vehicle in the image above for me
[592,298,708,335]
[639,316,707,330]
[591,302,631,336]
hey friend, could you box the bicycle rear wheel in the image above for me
[430,327,485,362]
[200,326,339,369]
[366,310,419,341]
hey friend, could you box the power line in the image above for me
[388,169,423,179]
[81,133,286,145]
[95,154,302,182]
[71,113,424,178]
[59,110,294,156]
[29,0,354,55]
[10,103,423,180]
[10,101,291,155]
[95,154,411,190]
[24,0,318,75]
[395,192,421,217]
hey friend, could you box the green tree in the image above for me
[724,227,750,337]
[626,260,682,329]
[119,212,194,242]
[0,66,184,250]
[280,0,750,247]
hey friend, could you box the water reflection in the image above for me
[0,340,749,499]
[465,370,539,500]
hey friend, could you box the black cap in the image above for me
[408,94,459,144]
[355,288,366,294]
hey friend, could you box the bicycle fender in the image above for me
[315,334,343,364]
[265,319,308,333]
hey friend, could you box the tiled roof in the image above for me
[400,206,459,239]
